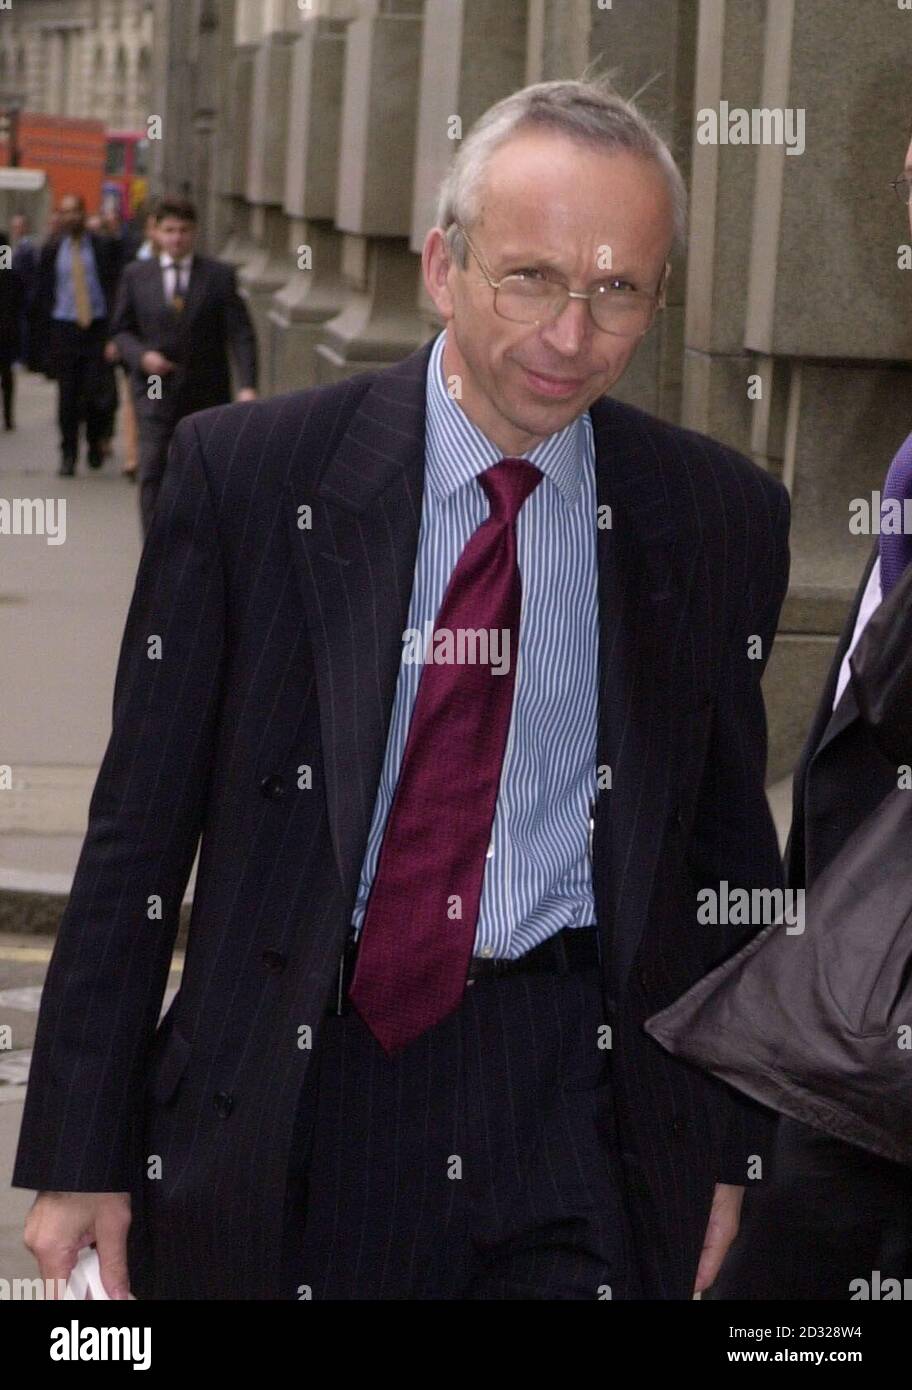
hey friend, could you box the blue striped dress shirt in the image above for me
[351,328,599,958]
[52,233,107,322]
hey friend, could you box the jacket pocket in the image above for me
[148,1021,192,1106]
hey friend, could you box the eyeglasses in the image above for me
[453,222,669,339]
[891,175,912,204]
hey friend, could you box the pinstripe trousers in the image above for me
[280,962,640,1300]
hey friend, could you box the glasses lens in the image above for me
[495,276,565,324]
[590,288,654,338]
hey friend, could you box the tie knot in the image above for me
[479,457,542,524]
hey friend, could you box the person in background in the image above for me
[134,211,159,261]
[0,227,25,429]
[112,210,160,480]
[28,193,123,475]
[120,203,156,263]
[93,204,130,463]
[110,193,258,534]
[100,206,123,240]
[712,118,912,1302]
[11,212,38,370]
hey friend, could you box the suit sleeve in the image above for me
[689,476,792,1184]
[221,265,258,391]
[11,417,227,1192]
[109,265,148,373]
[849,556,912,766]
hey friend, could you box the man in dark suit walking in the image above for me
[28,193,123,475]
[109,194,258,536]
[13,80,789,1301]
[0,226,25,430]
[11,211,38,375]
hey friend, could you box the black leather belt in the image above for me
[329,924,600,1016]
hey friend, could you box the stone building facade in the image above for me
[0,0,154,127]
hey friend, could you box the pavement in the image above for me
[0,363,794,1289]
[0,366,193,1286]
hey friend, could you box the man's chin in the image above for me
[508,384,590,429]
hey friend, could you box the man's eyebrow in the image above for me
[499,250,635,283]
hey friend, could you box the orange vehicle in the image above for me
[0,111,106,213]
[102,129,150,221]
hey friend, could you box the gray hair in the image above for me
[435,77,687,268]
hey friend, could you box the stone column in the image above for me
[681,0,767,453]
[314,2,427,381]
[411,0,528,338]
[149,0,198,201]
[239,26,298,367]
[739,0,912,779]
[589,0,698,425]
[525,0,590,84]
[270,14,348,393]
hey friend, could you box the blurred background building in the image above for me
[4,0,912,780]
[0,0,153,125]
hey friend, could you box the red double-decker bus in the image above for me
[102,129,150,221]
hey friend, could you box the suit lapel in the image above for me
[285,341,432,906]
[589,397,703,995]
[178,255,207,323]
[149,257,169,316]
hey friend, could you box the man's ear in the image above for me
[422,227,456,321]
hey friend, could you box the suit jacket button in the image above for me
[671,1116,686,1136]
[259,773,286,800]
[261,947,286,973]
[639,967,650,991]
[213,1091,234,1118]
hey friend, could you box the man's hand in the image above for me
[23,1191,132,1299]
[140,349,176,376]
[235,387,257,402]
[103,340,120,364]
[693,1182,743,1295]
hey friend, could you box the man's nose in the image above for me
[540,295,591,356]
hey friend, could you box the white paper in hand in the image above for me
[63,1245,135,1300]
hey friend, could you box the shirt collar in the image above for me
[159,253,193,269]
[424,329,589,508]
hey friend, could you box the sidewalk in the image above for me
[0,366,198,932]
[0,370,189,1282]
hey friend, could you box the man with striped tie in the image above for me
[109,195,258,536]
[14,79,790,1301]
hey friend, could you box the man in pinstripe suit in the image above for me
[14,80,790,1300]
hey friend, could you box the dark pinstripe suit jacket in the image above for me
[12,336,791,1299]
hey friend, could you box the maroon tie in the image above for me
[348,457,543,1055]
